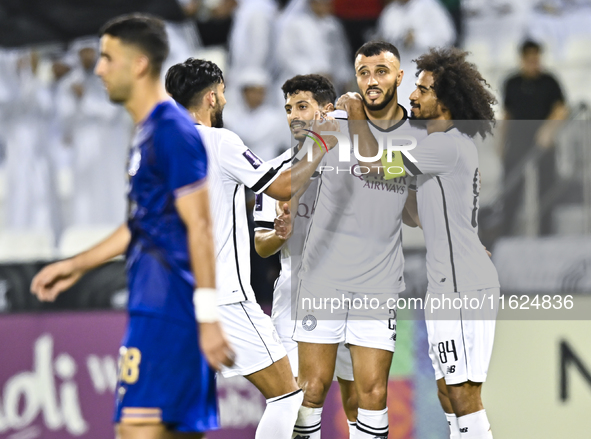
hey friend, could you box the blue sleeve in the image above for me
[155,120,208,198]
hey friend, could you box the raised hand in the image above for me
[336,92,364,116]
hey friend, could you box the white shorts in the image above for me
[425,288,500,385]
[292,281,398,353]
[219,301,287,378]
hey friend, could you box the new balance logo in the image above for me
[447,365,456,374]
[440,277,446,282]
[460,427,468,433]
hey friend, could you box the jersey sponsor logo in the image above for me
[302,315,317,331]
[297,202,315,219]
[242,149,263,169]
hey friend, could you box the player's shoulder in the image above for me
[154,100,192,126]
[152,101,202,145]
[196,125,244,145]
[421,128,461,147]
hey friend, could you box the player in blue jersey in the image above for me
[30,14,234,439]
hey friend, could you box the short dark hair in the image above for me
[100,14,169,77]
[165,58,224,109]
[520,39,542,56]
[282,74,336,106]
[355,41,400,62]
[414,47,496,138]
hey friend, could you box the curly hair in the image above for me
[414,47,496,138]
[165,58,224,109]
[282,74,336,107]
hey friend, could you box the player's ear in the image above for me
[438,101,451,118]
[206,90,216,108]
[324,103,334,112]
[134,54,150,78]
[396,69,404,88]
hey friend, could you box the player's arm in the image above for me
[255,179,309,257]
[264,112,338,201]
[175,184,234,370]
[30,224,130,302]
[403,188,421,228]
[254,199,294,258]
[336,92,383,173]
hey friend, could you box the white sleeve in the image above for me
[220,129,291,194]
[402,133,458,176]
[253,192,277,231]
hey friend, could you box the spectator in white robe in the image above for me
[163,0,202,78]
[228,0,277,78]
[57,38,131,228]
[275,0,351,95]
[376,0,456,108]
[1,49,60,235]
[224,68,291,161]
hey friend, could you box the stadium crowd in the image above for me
[1,0,590,265]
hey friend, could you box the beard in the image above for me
[362,85,396,112]
[211,102,224,128]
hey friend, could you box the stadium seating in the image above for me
[0,229,55,261]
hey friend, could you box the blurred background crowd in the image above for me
[1,0,591,301]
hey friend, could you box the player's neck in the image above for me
[189,107,212,127]
[426,118,453,135]
[364,98,404,130]
[125,79,169,124]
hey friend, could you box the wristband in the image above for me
[193,288,220,323]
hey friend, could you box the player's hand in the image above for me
[275,203,293,240]
[199,322,235,371]
[30,259,85,302]
[336,92,365,118]
[311,111,339,151]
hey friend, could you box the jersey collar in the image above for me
[367,104,408,133]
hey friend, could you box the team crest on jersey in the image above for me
[302,315,317,331]
[128,148,141,176]
[243,149,262,169]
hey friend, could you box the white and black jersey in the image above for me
[195,124,291,305]
[253,145,319,333]
[299,108,428,293]
[402,127,500,294]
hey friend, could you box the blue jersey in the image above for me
[126,101,207,324]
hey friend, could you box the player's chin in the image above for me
[292,132,306,141]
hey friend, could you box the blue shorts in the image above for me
[113,313,218,432]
